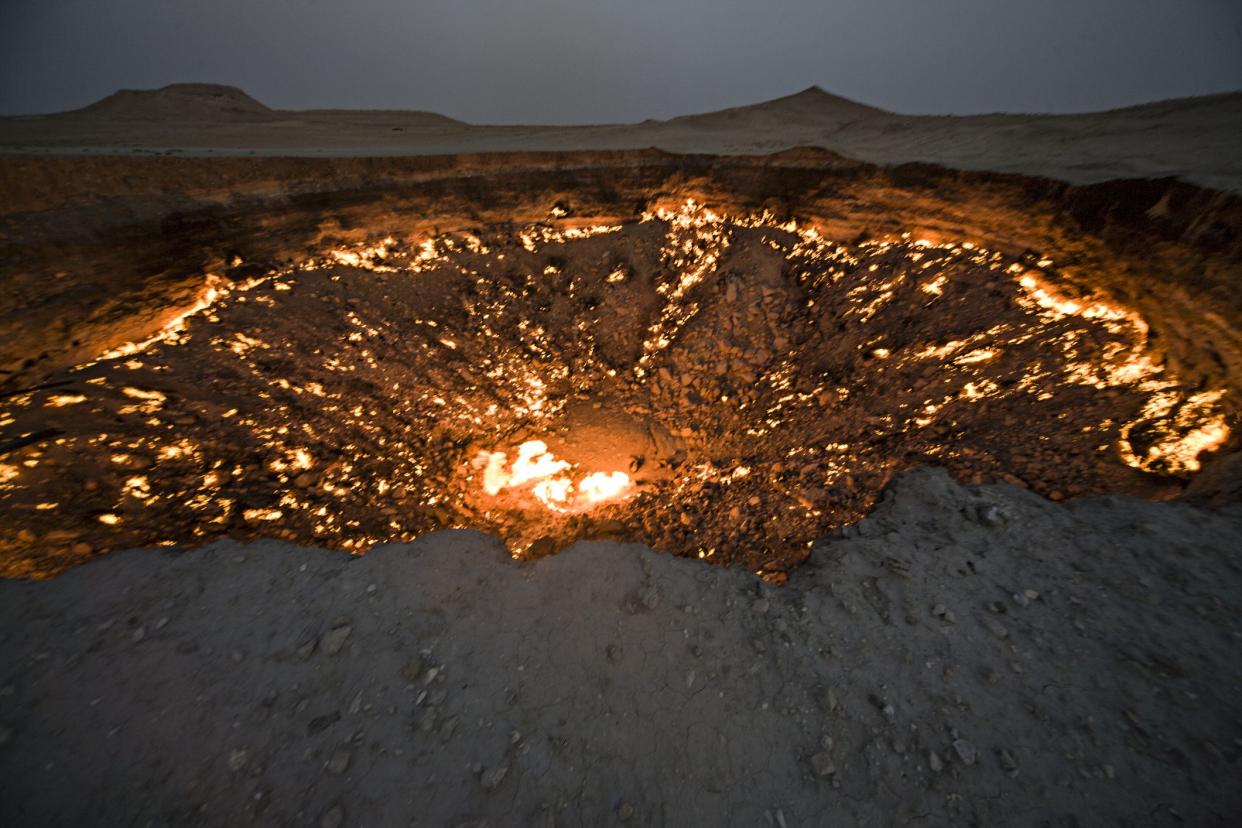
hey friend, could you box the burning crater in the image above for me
[0,187,1235,579]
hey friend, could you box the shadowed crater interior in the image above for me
[1,189,1232,579]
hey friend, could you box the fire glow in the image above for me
[0,199,1233,580]
[478,440,631,512]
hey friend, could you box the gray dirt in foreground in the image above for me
[1,467,1240,826]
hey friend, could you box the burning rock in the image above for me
[0,200,1231,577]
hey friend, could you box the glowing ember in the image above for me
[98,279,223,360]
[46,394,87,407]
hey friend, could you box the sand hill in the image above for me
[72,83,273,120]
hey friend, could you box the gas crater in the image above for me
[0,189,1232,579]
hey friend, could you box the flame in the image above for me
[47,394,87,407]
[478,439,630,511]
[578,471,630,503]
[483,440,569,495]
[1119,389,1231,474]
[330,237,396,270]
[99,280,222,360]
[532,476,573,508]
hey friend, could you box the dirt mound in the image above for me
[2,468,1239,825]
[73,83,273,121]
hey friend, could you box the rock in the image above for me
[320,804,344,828]
[999,748,1018,773]
[928,751,944,772]
[321,624,352,656]
[227,748,249,772]
[976,504,1005,526]
[810,751,836,777]
[438,716,458,742]
[588,518,627,539]
[530,806,557,828]
[481,764,508,790]
[527,536,557,558]
[639,585,661,610]
[401,657,424,683]
[952,738,978,765]
[307,711,341,735]
[326,748,351,775]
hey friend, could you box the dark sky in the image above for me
[2,0,1240,123]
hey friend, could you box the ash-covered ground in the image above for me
[0,202,1229,579]
[2,469,1240,826]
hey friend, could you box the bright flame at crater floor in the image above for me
[477,439,632,512]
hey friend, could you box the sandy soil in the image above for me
[2,469,1240,826]
[2,84,1240,191]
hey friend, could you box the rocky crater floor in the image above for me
[1,469,1240,826]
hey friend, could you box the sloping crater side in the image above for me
[0,149,1239,577]
[3,149,1238,399]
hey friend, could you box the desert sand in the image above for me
[2,83,1241,191]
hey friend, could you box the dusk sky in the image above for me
[2,0,1240,122]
